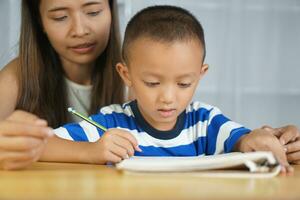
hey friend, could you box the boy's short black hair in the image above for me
[122,5,206,64]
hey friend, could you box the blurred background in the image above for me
[0,0,299,129]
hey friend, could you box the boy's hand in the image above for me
[262,125,300,164]
[0,110,54,170]
[234,129,293,174]
[87,128,142,164]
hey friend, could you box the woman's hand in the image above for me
[235,128,293,173]
[0,110,53,170]
[262,125,300,164]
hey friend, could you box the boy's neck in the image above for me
[130,100,186,140]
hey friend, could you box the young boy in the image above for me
[46,5,293,173]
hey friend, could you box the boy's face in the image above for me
[117,38,208,131]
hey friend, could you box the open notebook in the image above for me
[116,152,281,178]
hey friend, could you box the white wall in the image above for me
[118,0,300,129]
[0,0,299,128]
[0,0,20,68]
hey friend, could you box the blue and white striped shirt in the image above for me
[54,100,251,156]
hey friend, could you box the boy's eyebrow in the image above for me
[141,72,162,78]
[141,72,196,79]
[176,73,196,79]
[48,1,102,12]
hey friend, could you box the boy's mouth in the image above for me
[157,109,176,118]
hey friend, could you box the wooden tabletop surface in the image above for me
[0,162,299,200]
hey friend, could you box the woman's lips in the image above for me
[70,43,96,54]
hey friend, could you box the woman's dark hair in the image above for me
[17,0,124,127]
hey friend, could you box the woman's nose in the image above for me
[70,14,90,37]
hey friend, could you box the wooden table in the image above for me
[0,162,299,200]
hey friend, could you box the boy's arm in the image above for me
[40,135,92,163]
[234,128,293,173]
[205,106,250,154]
[40,128,142,164]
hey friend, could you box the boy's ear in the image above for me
[200,64,209,78]
[116,62,132,87]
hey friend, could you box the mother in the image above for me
[0,0,124,169]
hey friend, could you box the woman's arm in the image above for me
[0,58,19,120]
[0,58,53,170]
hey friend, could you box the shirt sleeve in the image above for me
[205,107,251,155]
[54,113,107,142]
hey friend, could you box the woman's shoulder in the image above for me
[0,57,19,91]
[0,57,19,119]
[0,57,19,79]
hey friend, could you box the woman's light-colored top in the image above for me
[65,78,92,123]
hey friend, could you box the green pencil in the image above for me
[67,107,107,132]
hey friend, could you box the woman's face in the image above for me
[39,0,111,65]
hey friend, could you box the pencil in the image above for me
[67,107,107,132]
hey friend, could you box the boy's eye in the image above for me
[178,83,192,88]
[144,81,160,87]
[53,16,67,21]
[87,10,101,16]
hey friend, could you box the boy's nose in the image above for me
[70,15,90,37]
[159,88,175,105]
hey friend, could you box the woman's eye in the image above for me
[178,83,192,88]
[53,16,67,21]
[87,10,101,16]
[144,81,160,87]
